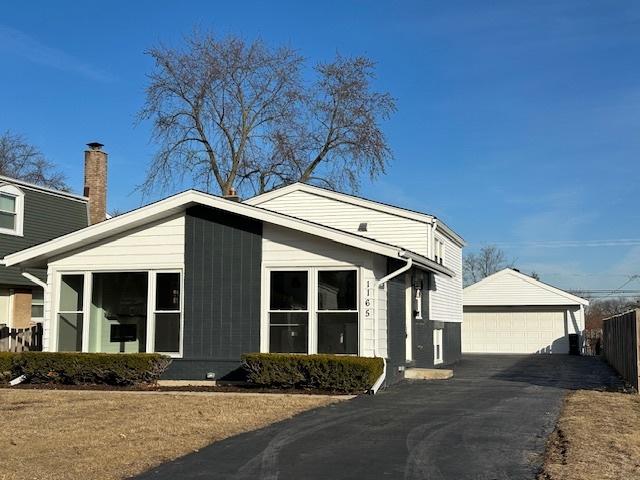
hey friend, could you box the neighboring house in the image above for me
[462,268,589,354]
[0,142,108,331]
[0,179,87,329]
[2,182,465,385]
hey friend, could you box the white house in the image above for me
[462,268,589,354]
[2,182,465,385]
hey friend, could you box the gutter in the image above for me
[370,251,413,394]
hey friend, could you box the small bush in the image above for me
[241,353,383,393]
[1,352,172,386]
[0,352,12,382]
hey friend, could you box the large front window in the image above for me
[269,271,308,353]
[56,271,182,355]
[268,268,359,355]
[317,270,358,354]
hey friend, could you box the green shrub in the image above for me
[241,353,383,393]
[0,352,172,386]
[0,352,12,382]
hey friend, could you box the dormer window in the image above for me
[0,184,24,236]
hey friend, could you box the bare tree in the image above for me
[0,131,68,190]
[584,297,640,330]
[139,32,395,197]
[463,245,514,286]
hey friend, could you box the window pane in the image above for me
[58,313,83,351]
[318,270,357,310]
[0,194,16,213]
[156,273,180,310]
[89,272,148,353]
[59,275,84,311]
[270,271,307,310]
[0,212,15,230]
[31,287,44,318]
[155,313,180,352]
[269,312,308,353]
[318,312,358,354]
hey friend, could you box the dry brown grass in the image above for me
[540,390,640,480]
[0,389,341,480]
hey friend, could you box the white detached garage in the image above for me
[462,269,589,354]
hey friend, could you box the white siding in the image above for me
[262,223,389,357]
[49,214,185,269]
[464,270,584,307]
[256,190,431,256]
[430,233,463,323]
[43,214,185,350]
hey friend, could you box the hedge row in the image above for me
[241,353,383,393]
[0,352,172,386]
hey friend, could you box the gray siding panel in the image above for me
[385,259,407,385]
[443,321,461,365]
[0,186,88,287]
[167,205,262,380]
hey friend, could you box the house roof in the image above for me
[0,175,88,203]
[463,268,589,307]
[244,183,465,246]
[2,189,454,277]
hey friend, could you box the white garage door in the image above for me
[462,308,568,354]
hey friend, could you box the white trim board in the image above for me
[3,189,453,277]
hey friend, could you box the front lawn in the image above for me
[0,389,342,480]
[539,390,640,479]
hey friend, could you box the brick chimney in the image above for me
[224,187,240,202]
[84,142,107,225]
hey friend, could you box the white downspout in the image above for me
[370,253,413,394]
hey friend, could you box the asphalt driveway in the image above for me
[135,355,621,480]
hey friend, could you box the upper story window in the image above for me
[0,184,24,236]
[434,238,445,265]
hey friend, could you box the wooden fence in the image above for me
[603,309,640,391]
[0,323,43,352]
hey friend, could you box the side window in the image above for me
[58,274,85,351]
[0,184,24,236]
[154,272,182,353]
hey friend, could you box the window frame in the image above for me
[266,268,311,354]
[31,287,44,323]
[316,267,359,355]
[52,269,184,357]
[433,328,443,365]
[264,266,360,356]
[0,185,24,237]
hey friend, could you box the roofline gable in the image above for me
[463,268,589,306]
[244,183,465,247]
[0,175,88,203]
[2,189,454,277]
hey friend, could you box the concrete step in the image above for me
[404,367,453,380]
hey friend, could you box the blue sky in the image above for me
[1,1,639,292]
